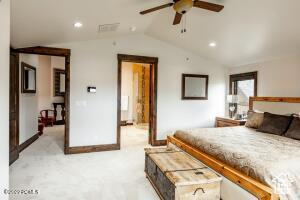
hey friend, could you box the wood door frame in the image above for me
[117,54,166,146]
[14,46,71,154]
[9,51,20,165]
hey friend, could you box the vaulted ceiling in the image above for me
[11,0,300,66]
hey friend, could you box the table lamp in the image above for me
[227,95,239,119]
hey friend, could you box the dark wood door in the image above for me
[9,52,19,165]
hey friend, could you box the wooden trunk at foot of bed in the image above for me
[167,136,280,200]
[145,148,222,200]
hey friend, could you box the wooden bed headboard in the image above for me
[249,97,300,114]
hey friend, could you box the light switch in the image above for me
[87,86,96,93]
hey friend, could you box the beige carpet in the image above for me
[9,125,159,200]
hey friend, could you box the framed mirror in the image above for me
[181,74,209,100]
[21,62,36,93]
[54,68,65,96]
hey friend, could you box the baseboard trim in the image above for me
[152,139,167,146]
[9,148,19,165]
[19,133,39,152]
[66,143,120,154]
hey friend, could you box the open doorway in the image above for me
[9,47,71,165]
[120,62,150,147]
[37,55,66,149]
[117,54,165,147]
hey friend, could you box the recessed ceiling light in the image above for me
[209,42,217,47]
[130,26,137,32]
[74,22,83,28]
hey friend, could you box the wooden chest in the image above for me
[145,148,222,200]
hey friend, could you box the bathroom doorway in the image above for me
[117,54,165,148]
[120,62,150,147]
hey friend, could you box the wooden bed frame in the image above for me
[168,97,300,200]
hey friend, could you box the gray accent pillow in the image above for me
[257,112,293,135]
[285,117,300,140]
[245,111,264,129]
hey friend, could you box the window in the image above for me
[229,72,257,115]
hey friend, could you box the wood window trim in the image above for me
[229,71,258,96]
[117,54,165,146]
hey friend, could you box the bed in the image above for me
[167,97,300,200]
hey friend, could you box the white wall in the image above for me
[228,54,300,97]
[121,62,133,122]
[39,56,65,110]
[37,55,51,112]
[0,0,10,199]
[19,54,39,144]
[51,34,226,146]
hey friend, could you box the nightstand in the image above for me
[215,117,246,127]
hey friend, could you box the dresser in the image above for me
[215,117,246,127]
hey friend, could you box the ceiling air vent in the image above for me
[98,23,120,33]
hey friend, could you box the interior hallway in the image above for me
[9,125,158,200]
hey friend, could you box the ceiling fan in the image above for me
[140,0,224,25]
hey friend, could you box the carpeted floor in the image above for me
[9,125,159,200]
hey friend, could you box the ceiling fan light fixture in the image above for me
[139,0,224,27]
[173,0,193,14]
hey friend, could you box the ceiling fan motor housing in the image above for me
[173,0,193,14]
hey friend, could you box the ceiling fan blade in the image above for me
[140,3,173,15]
[173,12,182,25]
[193,0,224,12]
